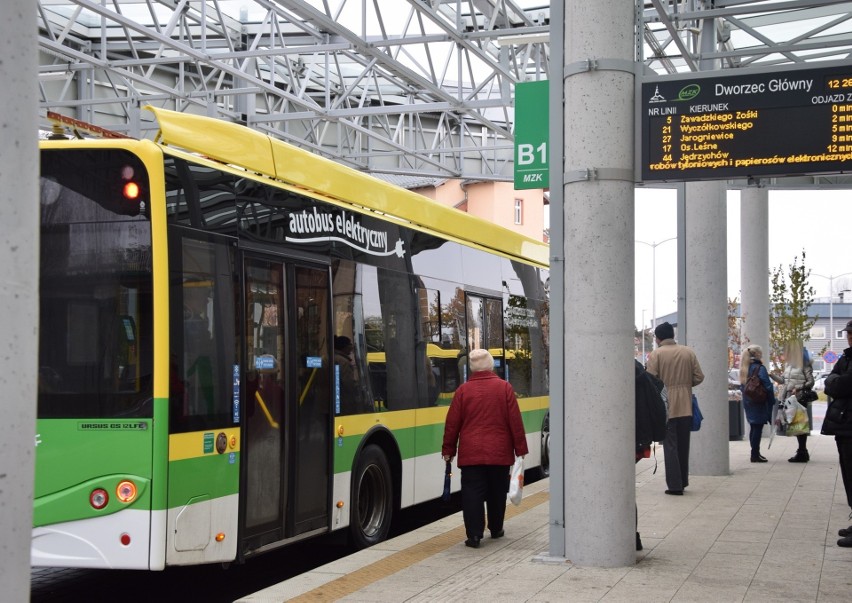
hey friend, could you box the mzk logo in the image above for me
[287,207,405,258]
[677,84,701,101]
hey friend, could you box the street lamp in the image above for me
[635,237,677,332]
[811,271,852,362]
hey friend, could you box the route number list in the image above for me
[641,64,852,182]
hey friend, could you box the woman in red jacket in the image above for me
[442,348,529,548]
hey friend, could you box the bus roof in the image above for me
[144,107,549,268]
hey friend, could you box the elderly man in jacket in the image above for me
[646,322,704,495]
[442,348,528,548]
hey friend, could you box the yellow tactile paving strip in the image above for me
[290,490,550,602]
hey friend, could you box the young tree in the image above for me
[769,251,817,372]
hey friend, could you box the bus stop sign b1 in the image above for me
[514,80,549,190]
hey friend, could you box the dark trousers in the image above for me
[749,423,763,458]
[460,464,511,539]
[837,437,852,509]
[664,416,692,491]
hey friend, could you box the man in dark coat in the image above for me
[442,349,528,548]
[823,320,852,547]
[634,359,667,551]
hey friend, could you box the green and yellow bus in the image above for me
[33,107,550,569]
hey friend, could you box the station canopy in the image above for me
[37,1,852,183]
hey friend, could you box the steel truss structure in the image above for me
[37,1,852,181]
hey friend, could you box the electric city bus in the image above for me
[33,107,550,569]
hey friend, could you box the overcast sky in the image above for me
[634,187,852,330]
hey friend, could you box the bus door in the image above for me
[241,256,331,554]
[166,230,239,567]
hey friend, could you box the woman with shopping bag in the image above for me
[442,349,528,549]
[779,340,815,462]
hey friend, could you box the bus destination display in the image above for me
[641,64,852,182]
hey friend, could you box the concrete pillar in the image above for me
[739,187,770,355]
[675,4,729,477]
[740,186,771,439]
[561,0,636,566]
[684,181,730,475]
[0,1,38,599]
[547,0,566,557]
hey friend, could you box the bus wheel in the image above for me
[349,444,393,549]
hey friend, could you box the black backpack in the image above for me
[635,361,668,448]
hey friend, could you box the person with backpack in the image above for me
[740,344,777,462]
[634,359,668,551]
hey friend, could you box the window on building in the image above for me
[810,326,826,339]
[514,198,523,225]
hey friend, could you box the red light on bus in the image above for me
[122,181,140,200]
[116,480,137,503]
[120,533,131,546]
[90,488,109,509]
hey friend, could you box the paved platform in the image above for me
[239,431,852,602]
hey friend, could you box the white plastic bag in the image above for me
[508,456,524,506]
[783,395,810,437]
[782,395,799,424]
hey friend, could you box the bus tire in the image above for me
[531,412,550,480]
[349,444,393,549]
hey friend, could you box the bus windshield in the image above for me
[38,148,154,419]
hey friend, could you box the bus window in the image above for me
[38,149,153,419]
[506,261,549,397]
[361,266,421,411]
[332,259,371,414]
[421,287,441,344]
[362,266,386,409]
[169,232,236,432]
[464,294,504,379]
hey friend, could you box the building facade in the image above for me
[377,175,548,243]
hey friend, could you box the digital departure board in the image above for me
[641,63,852,182]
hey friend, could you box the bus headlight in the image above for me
[116,480,138,503]
[90,488,109,509]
